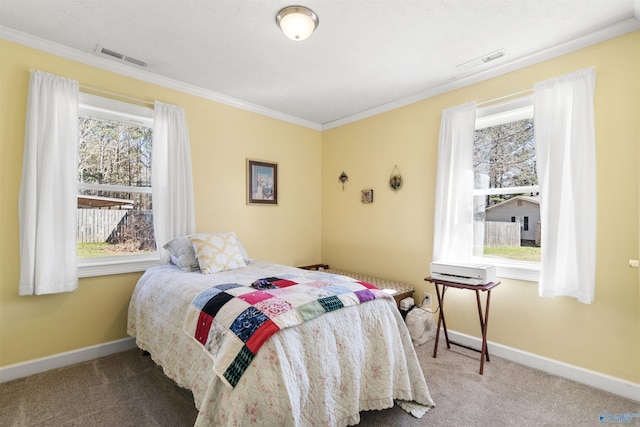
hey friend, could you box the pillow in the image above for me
[189,231,247,274]
[236,238,251,262]
[163,236,200,272]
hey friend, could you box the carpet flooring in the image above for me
[1,336,638,426]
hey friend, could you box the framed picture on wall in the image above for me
[361,189,374,204]
[247,159,278,205]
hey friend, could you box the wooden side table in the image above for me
[424,277,500,375]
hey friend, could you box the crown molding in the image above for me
[321,17,640,130]
[2,19,638,133]
[0,25,322,131]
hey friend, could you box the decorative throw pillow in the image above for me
[163,236,200,272]
[189,231,247,274]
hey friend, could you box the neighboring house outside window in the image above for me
[77,93,159,277]
[473,95,541,280]
[487,196,539,242]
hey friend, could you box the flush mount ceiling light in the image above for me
[276,6,319,41]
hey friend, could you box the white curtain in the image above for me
[152,101,196,263]
[18,70,79,295]
[432,102,477,262]
[534,68,597,304]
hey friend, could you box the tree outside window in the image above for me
[473,105,540,263]
[77,97,155,259]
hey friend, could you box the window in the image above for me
[77,93,159,277]
[472,95,540,281]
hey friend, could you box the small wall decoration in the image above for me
[389,165,403,191]
[361,189,374,204]
[247,159,278,205]
[338,171,349,191]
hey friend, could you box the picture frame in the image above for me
[361,189,374,204]
[247,159,278,205]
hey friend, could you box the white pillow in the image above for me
[164,233,251,272]
[163,236,200,272]
[189,231,247,274]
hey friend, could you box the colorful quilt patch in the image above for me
[318,295,344,312]
[237,290,273,305]
[223,345,255,387]
[184,275,392,389]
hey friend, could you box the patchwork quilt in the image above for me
[183,274,391,388]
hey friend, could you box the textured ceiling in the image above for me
[1,0,639,128]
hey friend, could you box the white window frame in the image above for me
[77,93,159,278]
[472,95,540,282]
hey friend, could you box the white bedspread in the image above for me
[128,261,435,426]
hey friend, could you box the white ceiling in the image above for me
[1,0,639,129]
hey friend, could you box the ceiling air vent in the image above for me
[456,49,507,72]
[480,49,507,63]
[95,45,148,67]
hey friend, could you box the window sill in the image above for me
[78,254,160,278]
[471,257,540,283]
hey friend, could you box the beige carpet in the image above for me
[1,337,638,426]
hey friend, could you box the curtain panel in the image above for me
[152,101,196,263]
[534,68,597,304]
[18,70,79,295]
[432,101,477,263]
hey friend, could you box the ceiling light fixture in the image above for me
[276,6,319,41]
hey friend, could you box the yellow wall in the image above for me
[2,32,639,385]
[0,40,322,366]
[322,31,640,383]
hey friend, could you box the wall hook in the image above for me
[389,165,403,191]
[338,171,349,191]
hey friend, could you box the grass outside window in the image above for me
[483,246,541,263]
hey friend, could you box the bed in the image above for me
[127,233,435,426]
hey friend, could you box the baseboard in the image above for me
[446,330,640,402]
[0,337,137,383]
[2,332,638,402]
